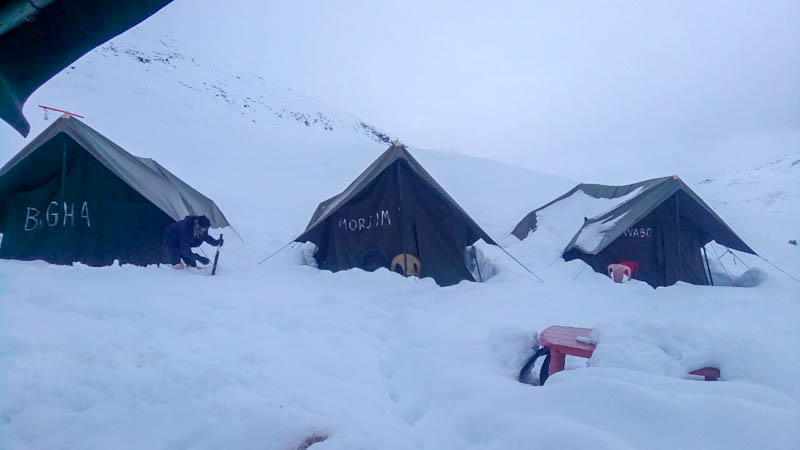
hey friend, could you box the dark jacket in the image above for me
[164,216,220,266]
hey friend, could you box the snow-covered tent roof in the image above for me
[298,142,495,246]
[0,114,231,229]
[512,176,755,256]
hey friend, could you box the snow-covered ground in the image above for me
[1,31,798,449]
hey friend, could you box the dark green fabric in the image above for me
[0,133,172,265]
[511,178,667,240]
[564,193,711,287]
[1,116,231,228]
[515,176,754,287]
[297,143,492,286]
[564,177,754,256]
[0,118,230,266]
[0,0,172,136]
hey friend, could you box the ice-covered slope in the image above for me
[1,31,798,450]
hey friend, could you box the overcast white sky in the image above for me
[140,1,799,181]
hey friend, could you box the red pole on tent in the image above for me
[38,105,84,118]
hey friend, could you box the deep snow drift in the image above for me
[0,31,798,449]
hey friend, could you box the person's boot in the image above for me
[172,263,186,269]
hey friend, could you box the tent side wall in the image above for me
[0,133,172,266]
[400,159,476,286]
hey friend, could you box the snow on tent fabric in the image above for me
[511,176,756,288]
[0,114,231,266]
[0,0,173,136]
[294,142,497,287]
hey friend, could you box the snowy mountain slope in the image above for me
[696,151,798,222]
[0,30,575,247]
[693,152,799,281]
[0,31,798,450]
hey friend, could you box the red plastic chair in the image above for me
[607,264,632,283]
[607,261,639,283]
[619,261,639,279]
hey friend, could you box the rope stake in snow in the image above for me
[497,244,544,283]
[258,240,295,264]
[759,257,800,285]
[572,264,587,280]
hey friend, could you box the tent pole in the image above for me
[396,162,411,279]
[59,137,67,264]
[702,245,714,286]
[61,137,67,202]
[472,246,483,282]
[676,194,682,282]
[710,242,734,285]
[230,225,245,243]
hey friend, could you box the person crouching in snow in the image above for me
[163,215,223,269]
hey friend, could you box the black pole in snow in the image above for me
[211,233,223,275]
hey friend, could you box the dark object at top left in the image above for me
[0,0,173,136]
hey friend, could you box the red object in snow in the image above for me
[539,326,596,375]
[619,261,639,278]
[607,264,632,283]
[38,105,84,119]
[538,325,720,380]
[607,261,640,283]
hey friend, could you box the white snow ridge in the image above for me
[0,31,799,450]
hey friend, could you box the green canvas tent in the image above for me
[0,115,231,266]
[511,176,755,287]
[295,142,497,286]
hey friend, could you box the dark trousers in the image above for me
[166,245,192,265]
